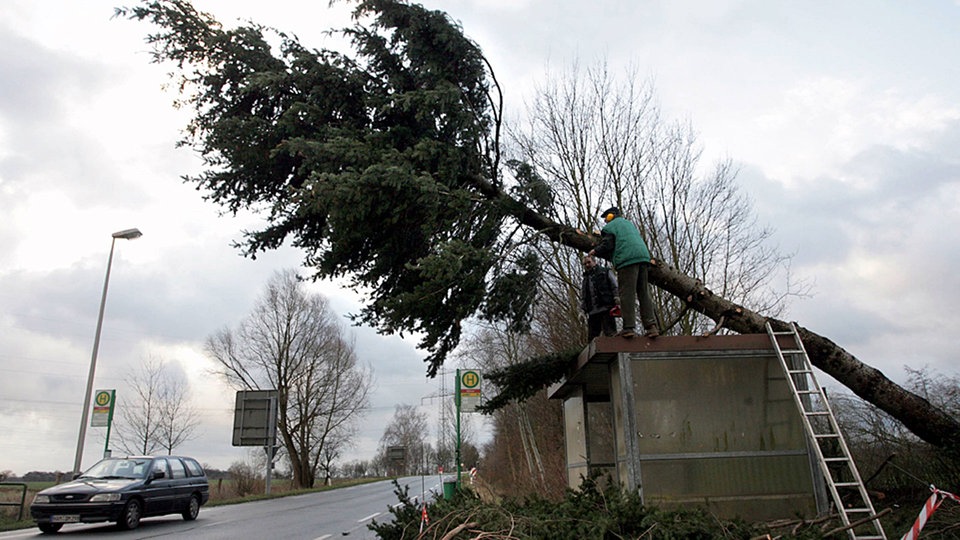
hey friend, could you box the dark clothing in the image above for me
[617,262,657,333]
[593,216,658,333]
[581,266,618,340]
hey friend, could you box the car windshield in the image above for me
[78,458,151,480]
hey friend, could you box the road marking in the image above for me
[358,512,380,522]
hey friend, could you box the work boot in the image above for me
[618,328,637,338]
[643,326,659,338]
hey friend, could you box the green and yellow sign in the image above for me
[459,370,482,413]
[91,389,115,427]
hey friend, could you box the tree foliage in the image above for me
[117,0,536,375]
[118,0,960,450]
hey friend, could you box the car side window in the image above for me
[152,458,169,477]
[168,458,187,479]
[184,458,204,477]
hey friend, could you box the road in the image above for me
[2,476,443,540]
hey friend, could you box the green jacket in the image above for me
[594,217,650,269]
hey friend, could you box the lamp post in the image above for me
[72,228,142,476]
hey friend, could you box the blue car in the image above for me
[30,456,209,534]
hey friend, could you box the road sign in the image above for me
[387,445,406,461]
[232,390,278,446]
[91,389,115,427]
[459,369,482,413]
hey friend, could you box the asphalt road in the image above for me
[2,476,444,540]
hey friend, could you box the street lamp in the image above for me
[72,228,142,476]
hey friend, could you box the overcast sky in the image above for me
[2,1,958,476]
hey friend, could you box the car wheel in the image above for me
[182,494,200,521]
[38,522,63,534]
[117,498,142,530]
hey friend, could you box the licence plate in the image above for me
[51,515,80,523]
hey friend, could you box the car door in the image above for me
[182,457,210,504]
[143,458,175,515]
[166,457,191,511]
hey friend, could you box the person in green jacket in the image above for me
[589,206,659,338]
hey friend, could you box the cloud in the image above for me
[748,77,960,183]
[745,118,960,383]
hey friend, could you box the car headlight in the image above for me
[89,493,121,502]
[32,495,50,504]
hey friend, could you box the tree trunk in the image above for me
[480,178,960,450]
[648,259,960,449]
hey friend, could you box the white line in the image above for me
[358,512,380,522]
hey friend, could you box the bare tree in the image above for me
[510,60,806,337]
[155,370,199,455]
[460,321,567,498]
[378,404,429,476]
[206,269,372,488]
[115,357,198,456]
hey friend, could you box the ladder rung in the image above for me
[787,369,813,374]
[797,390,820,394]
[824,457,851,462]
[834,482,862,487]
[814,433,840,438]
[779,349,803,354]
[804,411,830,416]
[843,507,872,513]
[853,536,884,540]
[770,331,795,336]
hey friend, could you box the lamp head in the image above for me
[112,228,142,240]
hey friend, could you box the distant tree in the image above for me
[377,404,429,476]
[115,357,199,456]
[206,269,372,488]
[22,471,63,482]
[201,466,229,480]
[120,0,960,450]
[317,428,356,486]
[340,459,371,478]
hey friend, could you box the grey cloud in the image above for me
[0,23,150,208]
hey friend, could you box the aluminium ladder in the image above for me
[766,322,886,540]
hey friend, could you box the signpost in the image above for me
[455,369,481,491]
[232,390,278,494]
[91,389,116,458]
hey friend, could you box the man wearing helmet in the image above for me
[589,207,660,338]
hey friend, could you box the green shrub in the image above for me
[369,476,784,540]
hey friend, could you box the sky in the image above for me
[2,0,958,475]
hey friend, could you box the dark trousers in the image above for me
[587,312,617,340]
[617,263,657,331]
